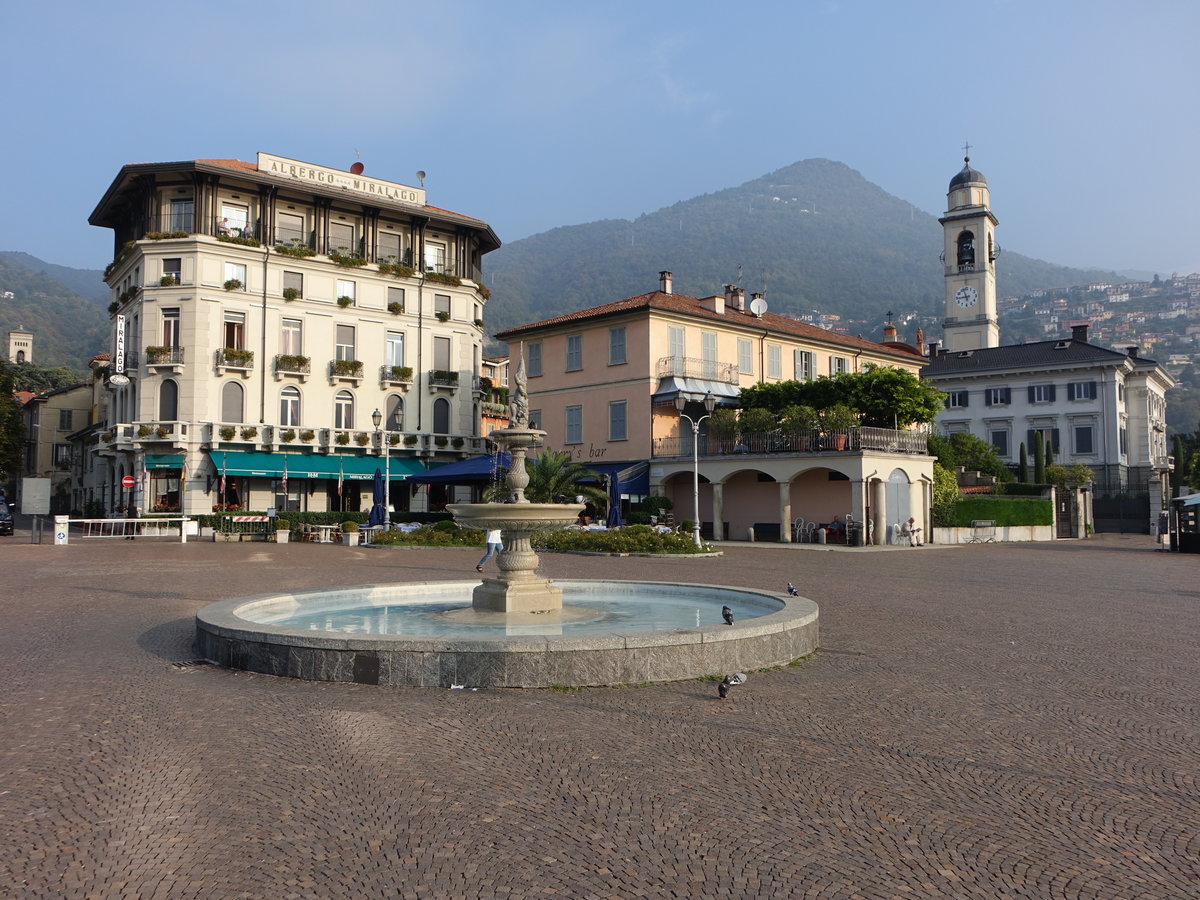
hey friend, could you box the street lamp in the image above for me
[675,391,716,547]
[371,407,390,514]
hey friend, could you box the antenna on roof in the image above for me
[416,170,426,187]
[736,264,743,286]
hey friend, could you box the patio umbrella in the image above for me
[367,468,387,526]
[605,473,623,528]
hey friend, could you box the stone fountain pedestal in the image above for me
[446,421,582,616]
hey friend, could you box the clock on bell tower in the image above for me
[940,149,999,351]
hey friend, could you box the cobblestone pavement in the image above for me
[0,533,1196,899]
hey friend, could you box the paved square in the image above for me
[0,535,1196,898]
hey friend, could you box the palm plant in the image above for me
[485,449,609,508]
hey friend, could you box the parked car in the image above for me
[0,501,12,536]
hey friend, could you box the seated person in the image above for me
[827,515,846,542]
[901,516,922,546]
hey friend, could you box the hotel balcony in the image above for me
[274,354,311,381]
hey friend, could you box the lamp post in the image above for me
[675,391,716,547]
[371,407,389,515]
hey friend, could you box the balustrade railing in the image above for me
[655,356,738,383]
[651,427,926,458]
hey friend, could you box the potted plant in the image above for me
[388,301,403,315]
[219,426,236,440]
[341,520,360,546]
[223,278,243,291]
[451,436,465,449]
[404,435,418,447]
[435,311,450,322]
[299,429,315,442]
[282,287,300,301]
[355,432,370,446]
[240,426,258,440]
[388,433,401,446]
[275,518,290,544]
[337,295,354,308]
[280,428,296,443]
[160,274,177,286]
[818,405,859,450]
[155,425,170,439]
[389,365,413,381]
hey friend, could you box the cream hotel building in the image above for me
[87,153,499,515]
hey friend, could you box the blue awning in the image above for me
[407,452,510,485]
[206,451,425,480]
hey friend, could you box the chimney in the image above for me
[735,287,746,311]
[927,341,940,357]
[659,271,673,294]
[1071,323,1089,343]
[724,284,737,306]
[1126,346,1139,358]
[883,322,897,342]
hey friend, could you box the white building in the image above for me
[87,153,500,516]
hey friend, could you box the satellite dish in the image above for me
[416,170,426,187]
[350,162,364,175]
[749,297,768,317]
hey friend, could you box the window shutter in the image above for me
[961,392,969,408]
[1048,385,1056,402]
[1027,430,1036,452]
[1028,386,1036,403]
[1003,387,1011,404]
[985,390,992,407]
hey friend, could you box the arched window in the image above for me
[15,350,25,363]
[432,397,450,434]
[280,386,301,426]
[386,394,404,431]
[159,378,179,421]
[220,381,244,423]
[334,390,354,429]
[956,231,975,270]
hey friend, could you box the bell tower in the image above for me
[940,150,999,350]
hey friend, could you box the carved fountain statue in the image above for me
[446,360,583,615]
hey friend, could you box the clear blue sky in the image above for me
[3,0,1196,276]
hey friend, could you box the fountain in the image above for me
[194,362,819,687]
[445,361,582,616]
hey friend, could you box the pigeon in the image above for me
[786,583,798,596]
[722,605,734,625]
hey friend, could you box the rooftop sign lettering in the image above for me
[257,153,426,206]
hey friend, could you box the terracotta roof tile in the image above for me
[496,290,925,361]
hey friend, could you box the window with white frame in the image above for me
[424,240,448,273]
[738,339,753,376]
[335,324,355,362]
[985,387,1010,406]
[281,318,302,356]
[795,349,814,381]
[334,390,354,429]
[565,405,583,444]
[1068,381,1097,401]
[609,327,626,365]
[1029,384,1056,403]
[528,342,542,376]
[224,262,246,289]
[767,344,781,378]
[162,308,181,347]
[279,386,301,426]
[609,400,627,441]
[946,390,969,409]
[223,311,245,349]
[336,279,356,304]
[566,334,583,371]
[386,332,405,368]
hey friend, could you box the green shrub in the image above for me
[948,497,1052,527]
[533,525,715,554]
[370,524,484,547]
[275,519,290,531]
[432,519,459,533]
[342,520,360,533]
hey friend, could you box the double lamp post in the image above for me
[675,391,716,548]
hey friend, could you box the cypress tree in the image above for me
[1045,439,1054,468]
[1033,438,1046,484]
[1018,443,1029,483]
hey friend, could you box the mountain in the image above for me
[0,253,110,369]
[481,159,1121,339]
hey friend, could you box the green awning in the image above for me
[206,451,425,480]
[144,454,185,470]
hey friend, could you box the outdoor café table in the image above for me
[313,524,338,543]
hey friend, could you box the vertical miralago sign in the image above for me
[256,153,426,207]
[114,314,126,374]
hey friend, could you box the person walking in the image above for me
[124,502,139,540]
[476,529,502,572]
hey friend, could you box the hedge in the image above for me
[997,483,1050,496]
[192,510,455,529]
[533,525,716,555]
[948,497,1052,527]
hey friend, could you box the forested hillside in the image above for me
[0,255,109,371]
[481,159,1119,337]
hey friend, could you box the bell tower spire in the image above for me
[939,151,1000,350]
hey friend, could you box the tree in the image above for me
[931,463,960,525]
[738,368,943,428]
[926,432,1013,482]
[1045,439,1054,468]
[1018,443,1029,483]
[1046,464,1095,487]
[488,450,608,508]
[0,360,84,394]
[0,366,23,483]
[1033,439,1046,484]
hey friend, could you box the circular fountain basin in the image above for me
[195,580,819,688]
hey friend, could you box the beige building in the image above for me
[496,273,936,542]
[19,381,93,513]
[87,153,500,516]
[8,329,33,363]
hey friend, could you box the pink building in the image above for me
[496,273,936,543]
